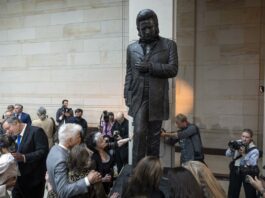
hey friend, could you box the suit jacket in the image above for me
[124,37,178,121]
[16,125,49,192]
[46,145,88,198]
[18,112,32,125]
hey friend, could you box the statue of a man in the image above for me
[124,9,178,166]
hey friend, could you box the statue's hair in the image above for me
[136,9,159,36]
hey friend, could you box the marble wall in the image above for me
[177,0,264,148]
[0,0,129,126]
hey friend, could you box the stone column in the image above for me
[128,0,175,167]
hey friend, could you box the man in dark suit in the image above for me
[14,104,32,125]
[2,116,49,198]
[68,108,88,140]
[124,9,178,166]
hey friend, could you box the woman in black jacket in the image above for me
[86,132,130,195]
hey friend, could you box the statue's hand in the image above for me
[135,62,151,73]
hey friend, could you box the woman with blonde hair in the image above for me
[183,161,226,198]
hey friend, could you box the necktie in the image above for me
[17,134,22,147]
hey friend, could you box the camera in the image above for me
[113,130,120,139]
[63,108,70,113]
[228,140,246,150]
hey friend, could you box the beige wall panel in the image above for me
[0,0,129,126]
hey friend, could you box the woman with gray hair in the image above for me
[32,107,55,148]
[86,132,131,195]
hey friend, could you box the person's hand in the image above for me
[239,146,246,155]
[87,170,102,184]
[64,112,70,117]
[160,130,167,137]
[11,153,25,162]
[102,174,112,183]
[249,176,265,192]
[135,62,151,73]
[5,177,16,189]
[116,135,122,141]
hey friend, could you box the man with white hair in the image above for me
[32,107,55,149]
[46,124,102,198]
[111,112,129,173]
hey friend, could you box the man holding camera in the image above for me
[56,99,73,127]
[99,111,113,140]
[111,112,129,173]
[226,129,259,198]
[161,113,204,165]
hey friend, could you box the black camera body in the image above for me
[113,130,120,139]
[63,108,70,113]
[228,140,247,150]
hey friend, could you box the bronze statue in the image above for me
[124,9,178,166]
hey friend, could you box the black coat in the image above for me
[111,119,129,162]
[124,37,178,121]
[15,125,49,197]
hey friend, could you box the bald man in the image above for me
[111,112,129,173]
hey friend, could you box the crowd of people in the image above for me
[0,100,131,198]
[0,100,265,198]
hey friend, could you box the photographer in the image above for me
[161,114,204,165]
[111,112,129,173]
[56,99,73,126]
[99,111,113,140]
[226,129,259,198]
